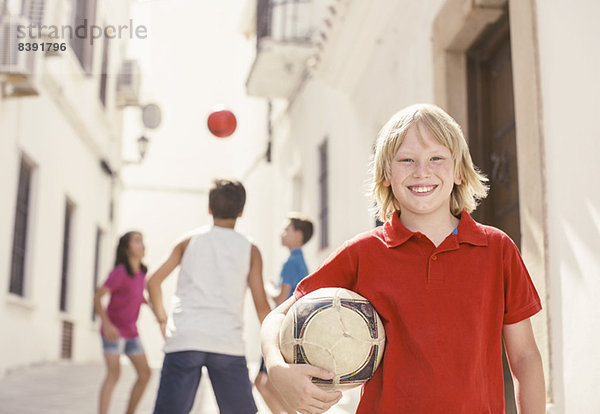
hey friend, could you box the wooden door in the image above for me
[468,17,521,248]
[467,15,519,414]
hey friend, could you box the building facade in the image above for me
[245,0,600,413]
[0,0,141,377]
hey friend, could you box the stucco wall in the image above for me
[535,1,600,412]
[268,0,600,412]
[0,0,129,377]
[0,96,119,376]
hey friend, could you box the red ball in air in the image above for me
[207,108,237,138]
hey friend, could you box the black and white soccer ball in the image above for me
[279,287,386,390]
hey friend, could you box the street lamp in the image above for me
[137,135,150,161]
[123,103,162,165]
[123,135,151,165]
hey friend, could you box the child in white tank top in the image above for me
[147,179,271,414]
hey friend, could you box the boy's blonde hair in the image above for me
[370,103,489,222]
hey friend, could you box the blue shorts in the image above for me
[153,351,257,414]
[102,336,144,356]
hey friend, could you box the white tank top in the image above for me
[163,225,252,356]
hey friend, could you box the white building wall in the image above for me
[257,0,600,412]
[352,1,445,121]
[0,0,134,377]
[535,1,600,412]
[0,99,117,374]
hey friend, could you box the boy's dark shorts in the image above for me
[258,356,267,374]
[153,350,257,414]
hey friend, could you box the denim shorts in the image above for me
[102,336,145,356]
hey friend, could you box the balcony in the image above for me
[0,17,41,98]
[246,0,318,99]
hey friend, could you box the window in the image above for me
[256,0,272,43]
[109,194,114,222]
[292,173,303,211]
[9,158,34,296]
[70,0,97,74]
[99,27,109,106]
[256,0,313,43]
[21,0,46,26]
[318,139,329,249]
[59,199,75,312]
[91,227,103,320]
[61,321,74,359]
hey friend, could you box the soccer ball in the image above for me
[279,288,386,390]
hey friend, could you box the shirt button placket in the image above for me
[428,254,444,284]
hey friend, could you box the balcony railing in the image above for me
[256,0,314,44]
[247,0,317,99]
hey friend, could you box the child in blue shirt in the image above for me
[256,213,314,413]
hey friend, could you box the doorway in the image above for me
[467,14,519,414]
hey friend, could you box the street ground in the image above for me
[0,360,360,413]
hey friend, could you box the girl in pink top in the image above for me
[93,231,151,414]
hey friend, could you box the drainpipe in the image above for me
[0,0,8,20]
[265,100,272,163]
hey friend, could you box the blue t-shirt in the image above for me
[280,248,309,298]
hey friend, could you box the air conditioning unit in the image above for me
[23,0,62,57]
[22,0,46,26]
[116,59,141,107]
[0,16,40,97]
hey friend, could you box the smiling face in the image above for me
[383,123,462,223]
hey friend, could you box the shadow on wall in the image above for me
[553,197,600,411]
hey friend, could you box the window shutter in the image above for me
[22,0,46,27]
[9,159,33,296]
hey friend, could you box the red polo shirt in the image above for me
[294,211,541,413]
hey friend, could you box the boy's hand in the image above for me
[158,320,167,338]
[102,322,119,342]
[269,362,342,414]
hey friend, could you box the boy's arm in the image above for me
[271,283,292,306]
[261,296,342,412]
[503,318,546,414]
[247,244,271,323]
[93,286,119,341]
[269,259,296,305]
[147,238,189,336]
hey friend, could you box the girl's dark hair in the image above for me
[114,231,147,277]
